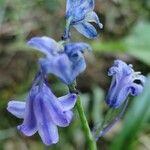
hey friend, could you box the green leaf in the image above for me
[111,75,150,150]
[125,21,150,66]
[92,86,104,125]
[91,40,126,53]
[80,94,90,113]
[0,0,4,5]
[0,0,6,25]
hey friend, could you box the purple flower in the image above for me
[7,82,77,146]
[106,60,146,108]
[28,36,91,85]
[65,0,103,39]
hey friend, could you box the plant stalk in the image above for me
[69,84,97,150]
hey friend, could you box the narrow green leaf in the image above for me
[91,40,126,53]
[125,21,150,66]
[92,86,104,125]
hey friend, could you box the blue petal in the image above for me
[7,101,25,119]
[58,93,77,111]
[72,57,86,81]
[74,22,97,39]
[82,0,95,12]
[66,5,86,24]
[65,42,92,54]
[108,60,134,78]
[85,11,103,29]
[66,0,81,13]
[39,55,73,84]
[44,92,73,127]
[108,60,134,90]
[18,86,38,136]
[130,83,144,96]
[36,84,73,127]
[113,86,130,108]
[64,110,73,122]
[34,94,59,146]
[66,0,94,14]
[114,81,144,107]
[39,84,73,127]
[106,83,131,108]
[65,42,92,62]
[40,53,86,85]
[27,36,59,57]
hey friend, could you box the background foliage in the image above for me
[0,0,150,150]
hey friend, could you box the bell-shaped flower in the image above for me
[65,0,103,39]
[28,36,91,85]
[7,82,77,146]
[106,60,146,108]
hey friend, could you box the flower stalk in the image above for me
[69,83,97,150]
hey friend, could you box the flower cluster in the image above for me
[7,0,146,147]
[7,0,103,146]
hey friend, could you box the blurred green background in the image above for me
[0,0,150,150]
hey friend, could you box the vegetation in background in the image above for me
[0,0,150,149]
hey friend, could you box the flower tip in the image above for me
[17,125,34,137]
[71,93,78,99]
[86,45,92,52]
[17,125,26,135]
[99,23,103,29]
[17,125,21,130]
[27,36,46,47]
[7,101,16,113]
[7,101,11,110]
[27,39,35,48]
[43,138,59,146]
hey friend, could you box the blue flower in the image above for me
[106,60,146,108]
[7,82,77,146]
[65,0,103,39]
[28,36,91,85]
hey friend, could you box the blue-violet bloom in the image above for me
[65,0,103,39]
[7,82,77,145]
[106,60,146,108]
[27,36,92,85]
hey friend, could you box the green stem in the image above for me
[77,95,97,150]
[69,84,97,150]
